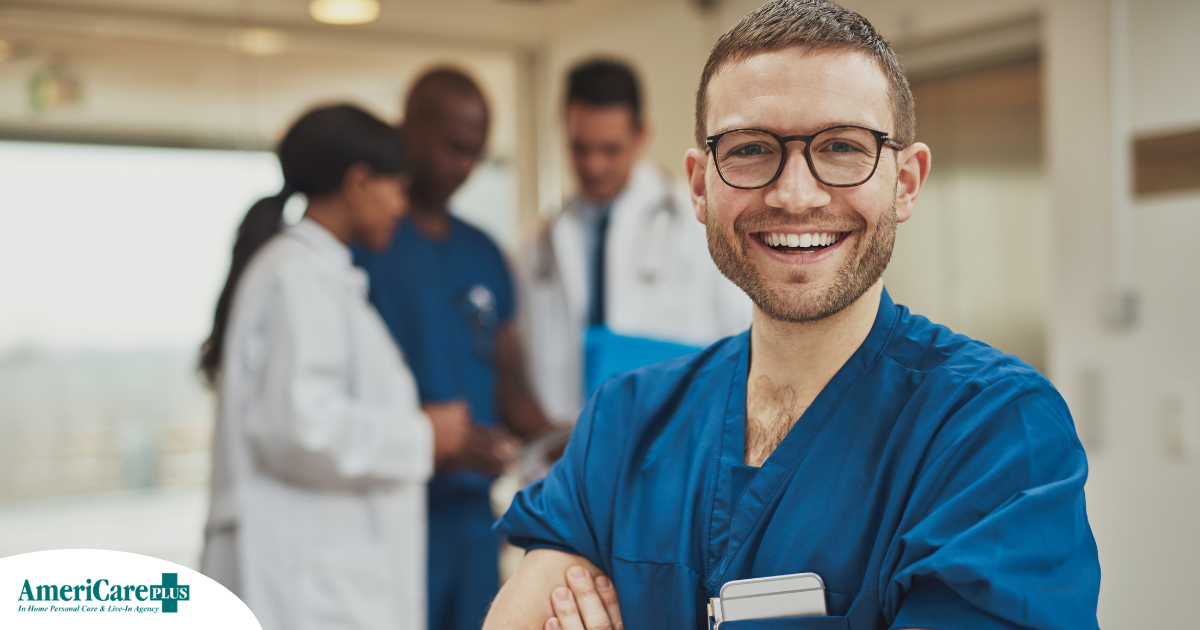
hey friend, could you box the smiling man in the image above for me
[485,2,1101,629]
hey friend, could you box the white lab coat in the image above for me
[201,219,434,630]
[519,162,751,423]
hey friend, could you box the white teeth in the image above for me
[763,231,841,249]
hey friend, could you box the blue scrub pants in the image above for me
[427,494,499,630]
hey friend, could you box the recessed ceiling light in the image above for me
[309,0,380,25]
[231,27,288,56]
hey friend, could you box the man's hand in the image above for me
[545,565,623,630]
[423,400,471,470]
[446,425,520,476]
[424,401,519,474]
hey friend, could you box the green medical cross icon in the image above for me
[151,573,190,613]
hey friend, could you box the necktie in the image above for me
[588,208,611,325]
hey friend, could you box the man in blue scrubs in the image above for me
[355,69,556,630]
[485,2,1101,629]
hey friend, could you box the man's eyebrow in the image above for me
[709,120,885,137]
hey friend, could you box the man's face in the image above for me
[691,47,914,323]
[407,93,488,204]
[355,174,409,252]
[566,102,645,204]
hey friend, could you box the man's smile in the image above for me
[750,229,852,262]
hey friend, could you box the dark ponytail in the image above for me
[199,104,406,386]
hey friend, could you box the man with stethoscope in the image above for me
[520,59,752,425]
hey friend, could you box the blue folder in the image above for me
[584,324,704,398]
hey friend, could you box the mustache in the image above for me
[731,206,866,235]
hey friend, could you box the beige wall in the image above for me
[1045,1,1200,627]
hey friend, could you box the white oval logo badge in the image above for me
[0,549,260,628]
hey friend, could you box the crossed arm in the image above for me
[483,549,623,630]
[484,549,935,630]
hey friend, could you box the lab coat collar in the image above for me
[553,162,670,326]
[286,218,368,295]
[288,218,354,268]
[564,161,660,221]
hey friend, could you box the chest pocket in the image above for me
[608,557,865,630]
[718,618,849,630]
[609,557,707,630]
[715,591,882,630]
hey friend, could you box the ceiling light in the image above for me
[30,67,81,112]
[231,27,287,56]
[309,0,380,25]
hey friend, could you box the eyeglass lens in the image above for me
[714,127,881,188]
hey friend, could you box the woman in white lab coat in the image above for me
[198,105,468,630]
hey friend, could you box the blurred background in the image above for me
[0,0,1196,627]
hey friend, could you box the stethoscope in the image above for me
[458,284,499,360]
[631,187,681,284]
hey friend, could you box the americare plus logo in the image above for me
[1,550,260,628]
[16,572,190,614]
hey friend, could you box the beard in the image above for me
[706,193,898,323]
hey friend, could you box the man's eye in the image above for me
[822,141,863,154]
[733,144,769,156]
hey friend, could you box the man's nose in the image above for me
[584,150,608,168]
[762,146,832,211]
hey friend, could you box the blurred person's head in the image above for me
[200,104,408,385]
[566,59,646,204]
[685,0,930,324]
[401,68,489,210]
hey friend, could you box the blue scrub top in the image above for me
[496,290,1100,630]
[355,216,514,500]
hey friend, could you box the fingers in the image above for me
[550,586,585,630]
[462,427,523,475]
[461,429,507,475]
[594,575,624,630]
[494,432,521,463]
[565,566,616,630]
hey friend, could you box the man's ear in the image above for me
[894,142,931,224]
[685,148,708,225]
[632,119,651,155]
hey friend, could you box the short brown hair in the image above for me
[694,0,914,148]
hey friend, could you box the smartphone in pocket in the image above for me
[709,572,826,627]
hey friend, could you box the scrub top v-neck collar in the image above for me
[705,289,901,587]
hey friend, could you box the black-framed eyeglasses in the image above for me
[705,125,904,189]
